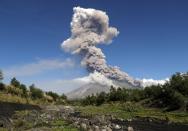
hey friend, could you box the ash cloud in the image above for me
[62,7,141,87]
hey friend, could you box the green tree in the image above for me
[96,92,106,106]
[129,89,144,102]
[0,83,5,91]
[82,94,96,105]
[0,70,5,91]
[46,91,59,101]
[109,86,118,101]
[20,84,27,97]
[29,84,43,99]
[170,72,188,96]
[10,77,20,87]
[168,91,184,110]
[0,70,3,81]
[61,94,67,100]
[120,88,129,101]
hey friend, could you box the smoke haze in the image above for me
[62,7,141,87]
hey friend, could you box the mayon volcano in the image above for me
[61,7,167,99]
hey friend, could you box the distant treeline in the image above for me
[82,72,188,111]
[0,70,67,104]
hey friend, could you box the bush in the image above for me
[61,94,67,100]
[7,85,23,96]
[129,89,144,102]
[80,72,188,111]
[0,83,5,91]
[167,91,184,111]
[10,77,20,88]
[19,84,28,97]
[96,92,106,106]
[29,85,44,99]
[82,94,96,105]
[121,102,142,112]
[46,91,59,101]
[0,70,3,81]
[44,94,54,102]
[170,72,188,96]
[186,102,188,112]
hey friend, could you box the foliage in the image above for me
[96,92,107,106]
[76,103,188,124]
[170,72,188,96]
[46,91,59,101]
[167,91,184,111]
[0,70,5,91]
[81,87,145,106]
[29,84,44,99]
[7,85,23,96]
[61,93,67,100]
[0,70,3,81]
[10,77,21,87]
[81,72,188,111]
[0,92,26,103]
[9,78,29,97]
[121,102,142,112]
[82,94,96,105]
[0,82,5,91]
[0,70,68,104]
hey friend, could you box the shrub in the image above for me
[44,94,54,102]
[82,94,96,106]
[167,91,184,111]
[19,84,28,97]
[186,102,188,112]
[170,72,188,96]
[0,83,5,91]
[121,102,141,112]
[0,70,3,81]
[7,85,23,96]
[10,77,20,88]
[46,91,59,101]
[29,85,44,99]
[128,89,144,102]
[96,92,106,106]
[61,94,67,100]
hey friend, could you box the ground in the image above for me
[1,101,188,131]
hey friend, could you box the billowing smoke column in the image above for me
[62,7,141,87]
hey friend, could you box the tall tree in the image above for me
[29,84,43,99]
[10,77,20,87]
[0,70,3,81]
[0,70,5,91]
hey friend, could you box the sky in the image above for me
[0,0,188,93]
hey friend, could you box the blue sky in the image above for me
[0,0,188,93]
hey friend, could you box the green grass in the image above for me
[0,128,8,131]
[0,92,53,105]
[0,92,30,104]
[76,102,188,124]
[11,110,78,131]
[51,119,78,131]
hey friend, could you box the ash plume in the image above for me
[62,7,141,87]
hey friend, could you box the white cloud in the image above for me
[140,78,169,87]
[3,58,75,77]
[36,78,88,94]
[36,71,116,94]
[34,71,170,94]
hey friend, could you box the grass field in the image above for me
[76,102,188,124]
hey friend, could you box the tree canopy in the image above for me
[0,70,3,81]
[82,72,188,111]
